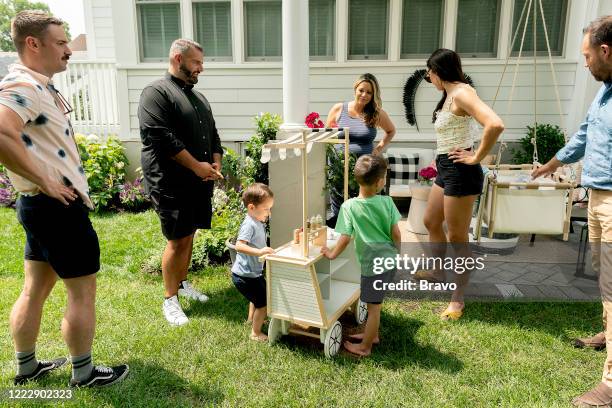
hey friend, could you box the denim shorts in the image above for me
[434,152,484,197]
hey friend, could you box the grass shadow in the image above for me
[457,301,602,341]
[268,309,463,373]
[183,283,251,324]
[5,359,224,407]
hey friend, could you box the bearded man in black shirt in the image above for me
[138,39,223,326]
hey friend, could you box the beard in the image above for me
[588,59,612,82]
[179,63,199,85]
[590,68,607,82]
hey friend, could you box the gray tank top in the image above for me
[337,102,378,155]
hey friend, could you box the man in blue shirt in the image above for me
[533,15,612,407]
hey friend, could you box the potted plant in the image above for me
[418,165,437,185]
[225,236,237,264]
[511,123,566,164]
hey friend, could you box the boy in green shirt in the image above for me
[322,154,401,357]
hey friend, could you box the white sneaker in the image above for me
[178,281,209,303]
[162,296,189,326]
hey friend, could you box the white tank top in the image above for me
[434,92,479,154]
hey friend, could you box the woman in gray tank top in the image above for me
[325,73,396,155]
[324,73,396,225]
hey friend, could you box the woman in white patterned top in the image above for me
[415,48,505,321]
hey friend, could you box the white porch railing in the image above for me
[53,61,120,137]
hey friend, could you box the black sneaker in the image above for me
[14,357,68,385]
[69,364,129,388]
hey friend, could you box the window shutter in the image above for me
[401,0,443,58]
[194,2,232,60]
[310,0,335,60]
[139,2,181,60]
[245,1,282,60]
[456,0,501,58]
[348,0,389,60]
[512,0,568,56]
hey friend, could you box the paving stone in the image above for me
[515,285,547,300]
[558,286,596,301]
[538,285,569,300]
[465,283,503,298]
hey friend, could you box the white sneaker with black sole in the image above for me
[178,281,209,303]
[163,295,189,326]
[70,364,129,388]
[14,357,67,385]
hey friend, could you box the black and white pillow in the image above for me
[385,153,419,185]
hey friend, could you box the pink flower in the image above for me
[305,112,324,128]
[418,166,438,180]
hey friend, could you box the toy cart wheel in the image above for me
[324,321,342,358]
[268,318,282,345]
[354,299,368,325]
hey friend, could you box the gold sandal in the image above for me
[440,309,463,321]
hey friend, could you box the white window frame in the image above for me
[136,0,182,63]
[347,0,390,61]
[455,0,503,58]
[192,0,234,62]
[309,0,337,61]
[243,0,282,62]
[399,0,445,59]
[509,0,569,57]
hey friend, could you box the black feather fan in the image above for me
[402,70,476,131]
[402,69,427,131]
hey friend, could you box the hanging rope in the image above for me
[492,0,529,174]
[532,0,539,164]
[495,0,532,172]
[538,0,576,181]
[491,0,529,109]
[538,0,567,139]
[493,0,567,171]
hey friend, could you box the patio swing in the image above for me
[474,0,576,241]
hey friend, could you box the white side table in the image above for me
[406,184,432,235]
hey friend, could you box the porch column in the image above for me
[279,0,309,134]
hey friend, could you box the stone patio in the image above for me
[392,219,600,302]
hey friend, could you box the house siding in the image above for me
[91,0,116,60]
[122,62,578,145]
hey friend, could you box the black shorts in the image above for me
[149,188,212,240]
[232,273,267,309]
[16,194,100,279]
[361,271,395,304]
[435,152,484,197]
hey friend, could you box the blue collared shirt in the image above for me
[556,81,612,190]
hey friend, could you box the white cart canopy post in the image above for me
[265,127,350,250]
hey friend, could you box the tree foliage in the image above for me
[0,0,71,52]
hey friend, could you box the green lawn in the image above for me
[0,207,605,407]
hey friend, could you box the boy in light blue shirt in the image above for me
[231,183,274,341]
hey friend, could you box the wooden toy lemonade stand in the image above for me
[260,127,367,357]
